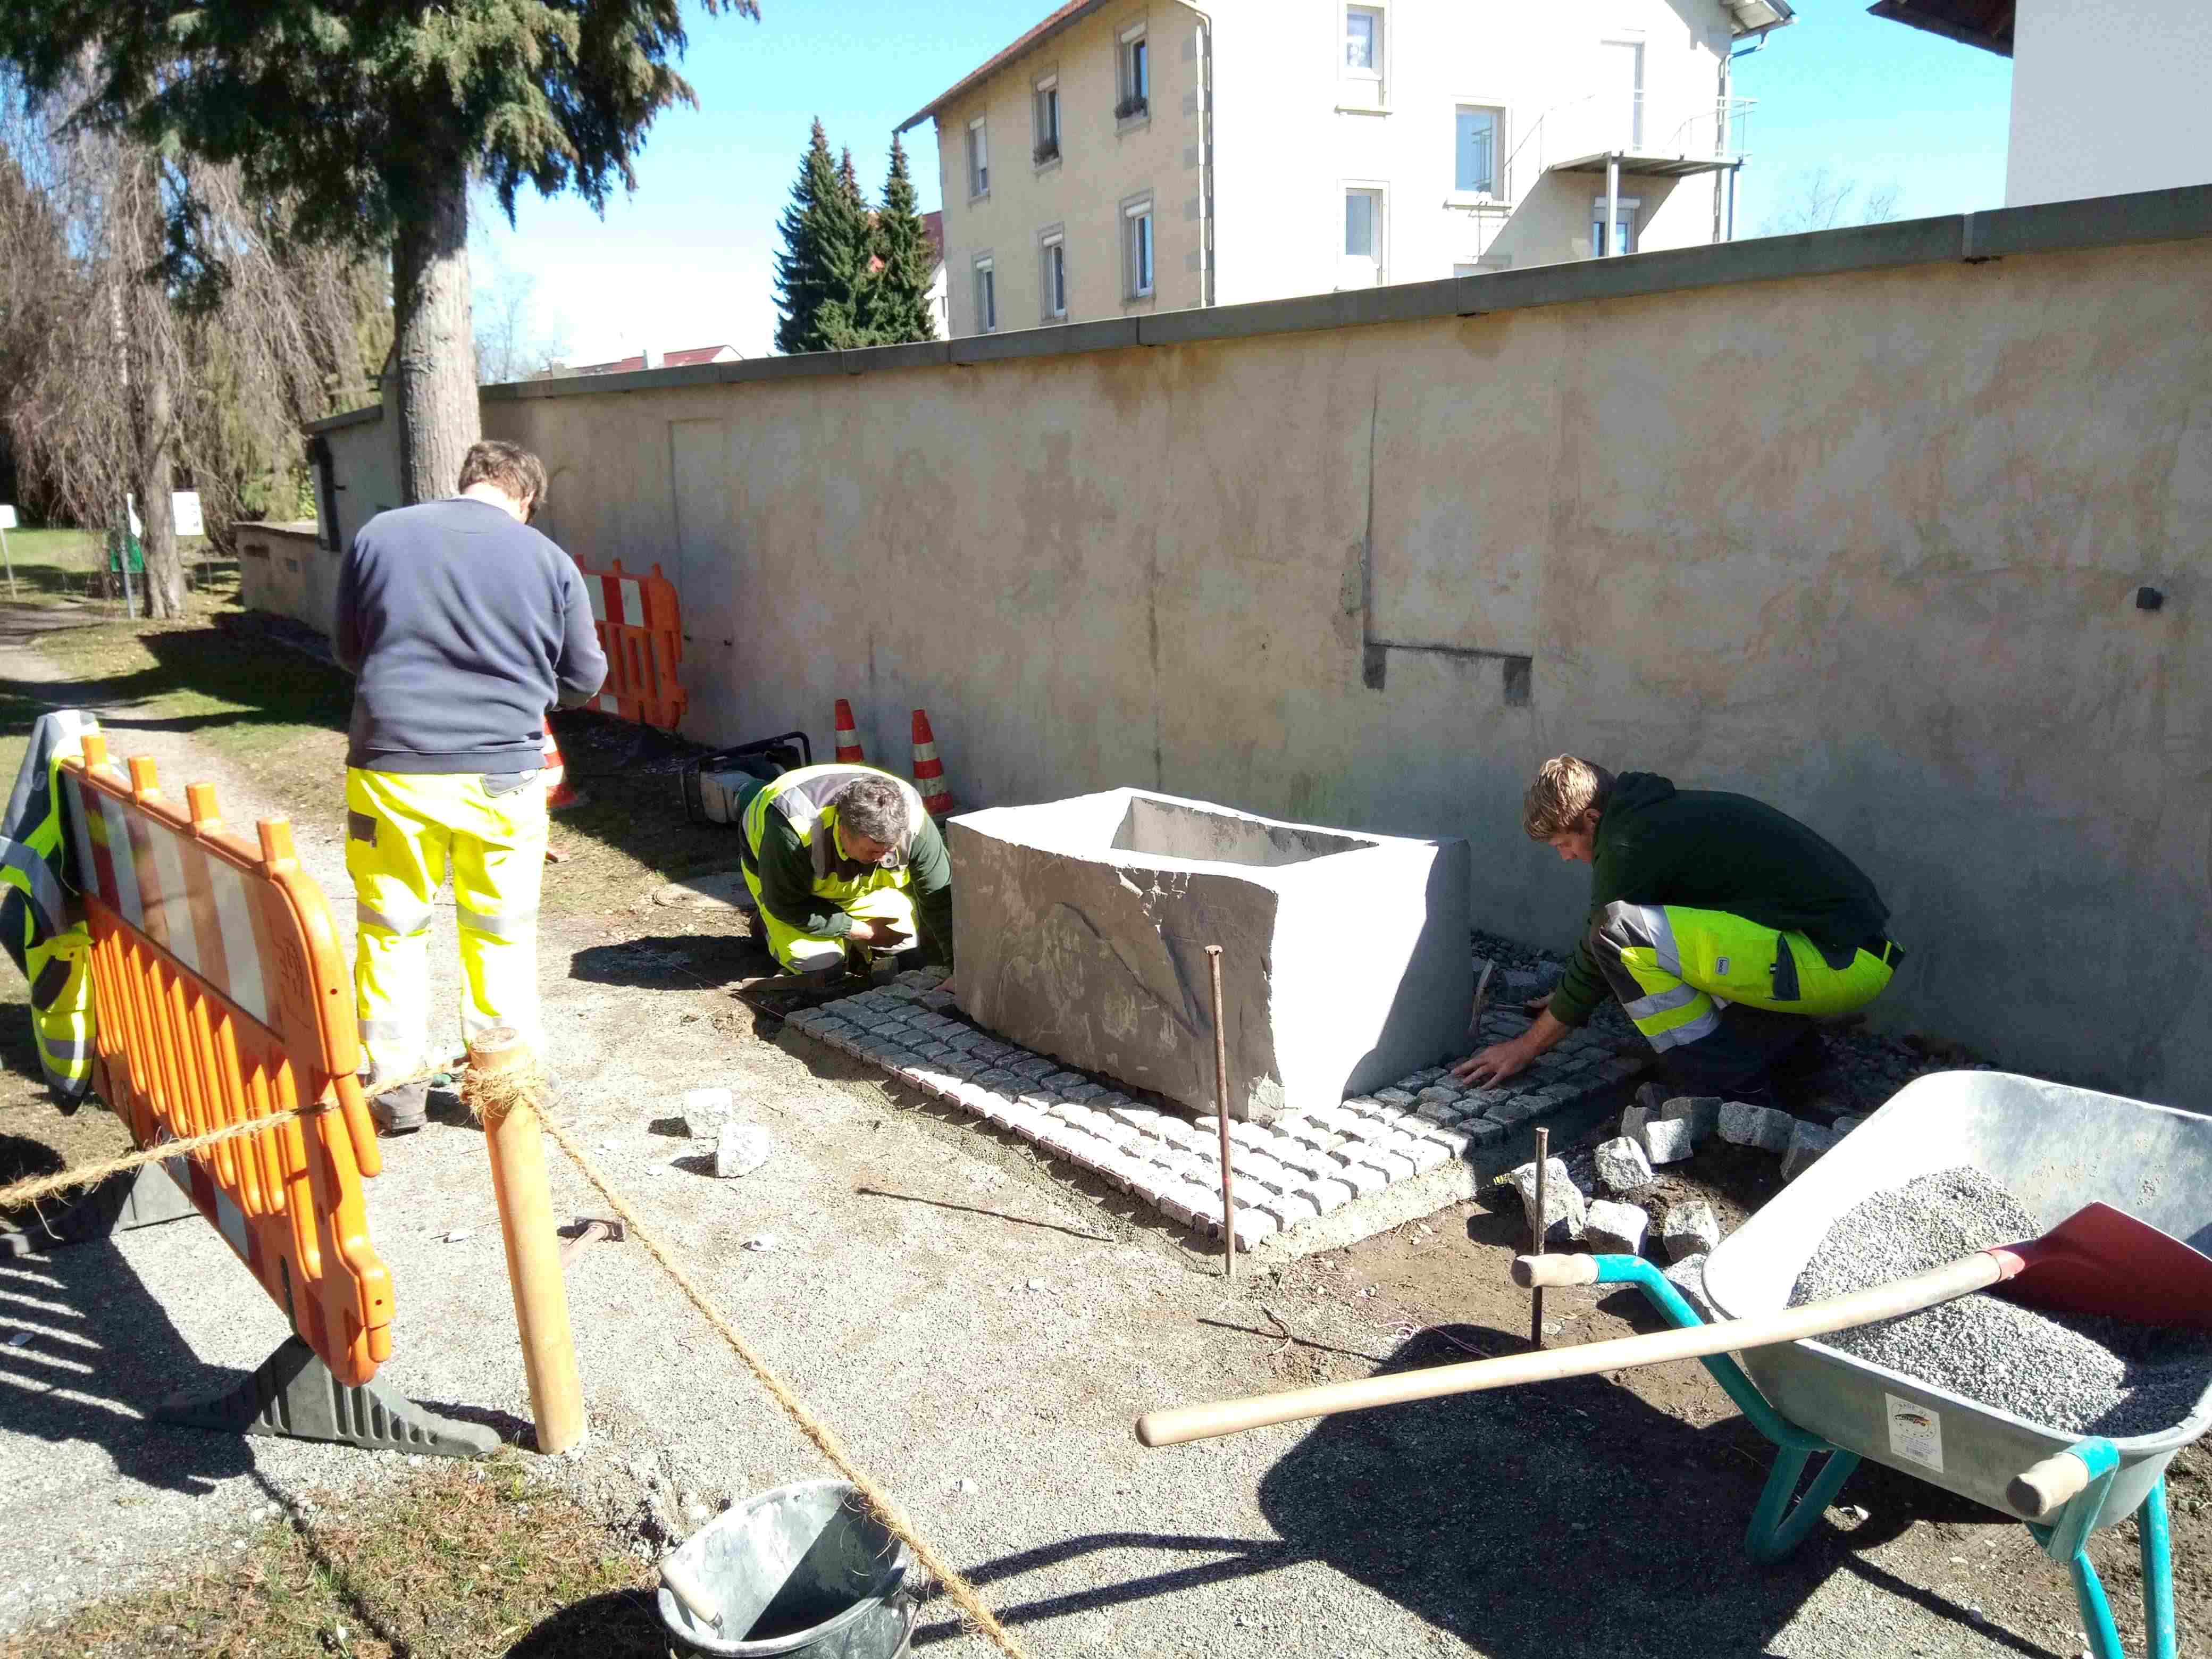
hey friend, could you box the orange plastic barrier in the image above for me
[57,736,393,1386]
[575,557,686,730]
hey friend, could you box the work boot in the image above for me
[370,1080,429,1136]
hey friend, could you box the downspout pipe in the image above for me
[1181,2,1216,307]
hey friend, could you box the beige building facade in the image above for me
[901,0,1795,336]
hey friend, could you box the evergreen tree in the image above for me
[773,120,874,354]
[858,136,939,345]
[0,0,759,504]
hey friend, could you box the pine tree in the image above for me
[0,0,759,505]
[773,121,875,354]
[859,136,939,346]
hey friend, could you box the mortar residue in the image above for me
[1789,1167,2212,1438]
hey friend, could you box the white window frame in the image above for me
[1121,192,1155,300]
[1452,104,1505,200]
[1038,227,1068,322]
[973,253,998,333]
[1341,183,1386,284]
[966,116,990,199]
[1117,20,1151,126]
[1590,194,1643,257]
[1603,38,1645,150]
[1033,73,1061,168]
[1340,3,1386,110]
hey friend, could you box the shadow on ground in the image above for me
[910,1323,2052,1659]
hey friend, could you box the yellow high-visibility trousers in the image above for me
[742,872,917,976]
[346,767,547,1086]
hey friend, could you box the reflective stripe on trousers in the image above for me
[1589,901,1895,1053]
[346,767,548,1083]
[741,865,917,976]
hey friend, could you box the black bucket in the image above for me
[657,1479,916,1659]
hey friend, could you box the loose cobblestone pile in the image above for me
[783,971,1645,1249]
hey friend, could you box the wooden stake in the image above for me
[1529,1126,1549,1349]
[470,1027,585,1455]
[1206,945,1235,1279]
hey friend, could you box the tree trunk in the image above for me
[390,177,479,504]
[118,151,184,618]
[135,354,182,617]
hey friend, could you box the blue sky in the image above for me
[477,1,2014,364]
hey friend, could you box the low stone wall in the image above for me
[233,521,336,638]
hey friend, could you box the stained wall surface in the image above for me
[308,195,2212,1109]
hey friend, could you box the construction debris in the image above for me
[1662,1199,1722,1262]
[1585,1199,1649,1256]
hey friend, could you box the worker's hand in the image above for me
[1452,1038,1534,1089]
[845,920,879,945]
[936,972,956,995]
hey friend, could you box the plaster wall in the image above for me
[305,208,2212,1112]
[2007,0,2212,208]
[234,522,338,636]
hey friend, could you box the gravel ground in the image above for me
[1791,1168,2212,1437]
[4,638,2206,1657]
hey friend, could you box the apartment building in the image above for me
[899,0,1796,338]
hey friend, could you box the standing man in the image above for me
[1456,757,1901,1111]
[334,440,607,1133]
[738,763,953,987]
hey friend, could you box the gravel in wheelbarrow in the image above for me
[1789,1165,2212,1438]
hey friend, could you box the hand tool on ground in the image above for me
[1465,959,1495,1044]
[1529,1125,1548,1348]
[1206,944,1235,1279]
[1135,1201,2212,1447]
[557,1216,625,1266]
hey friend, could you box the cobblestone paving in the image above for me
[784,971,1645,1249]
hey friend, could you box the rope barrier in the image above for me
[459,1061,1033,1659]
[0,1060,453,1214]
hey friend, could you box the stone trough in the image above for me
[948,789,1472,1122]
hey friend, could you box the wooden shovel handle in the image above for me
[660,1555,723,1629]
[1137,1251,2006,1447]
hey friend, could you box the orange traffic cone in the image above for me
[834,698,866,765]
[911,708,954,819]
[542,730,587,811]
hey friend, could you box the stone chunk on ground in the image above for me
[1782,1120,1838,1180]
[1662,1198,1721,1261]
[1585,1199,1649,1256]
[1634,1116,1695,1167]
[1719,1099,1795,1153]
[681,1086,734,1139]
[1664,1253,1714,1319]
[1661,1095,1723,1143]
[1593,1136,1654,1195]
[1510,1157,1586,1248]
[713,1122,772,1179]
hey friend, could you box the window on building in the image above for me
[1345,6,1381,76]
[1034,76,1061,164]
[1604,39,1644,149]
[1122,196,1155,298]
[966,118,989,197]
[1343,187,1383,285]
[973,255,997,332]
[1040,230,1068,321]
[1455,106,1502,196]
[1590,196,1641,257]
[1117,24,1150,121]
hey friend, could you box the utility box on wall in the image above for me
[950,789,1471,1121]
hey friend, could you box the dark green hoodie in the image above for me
[1550,773,1890,1027]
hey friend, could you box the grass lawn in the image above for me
[0,526,218,610]
[0,1455,668,1659]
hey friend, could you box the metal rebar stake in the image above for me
[1530,1126,1549,1348]
[1206,945,1236,1279]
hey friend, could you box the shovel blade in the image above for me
[2003,1203,2212,1330]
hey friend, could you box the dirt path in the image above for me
[0,613,2201,1658]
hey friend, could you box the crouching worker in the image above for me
[1455,757,1901,1112]
[739,764,952,987]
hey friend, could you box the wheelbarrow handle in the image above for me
[2009,1451,2093,1520]
[1135,1251,2006,1447]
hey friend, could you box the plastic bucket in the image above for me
[657,1479,916,1658]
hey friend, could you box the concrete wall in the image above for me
[234,521,337,636]
[2007,0,2212,208]
[309,188,2212,1110]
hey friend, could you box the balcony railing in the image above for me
[1487,94,1756,196]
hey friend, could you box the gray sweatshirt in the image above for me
[333,497,608,774]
